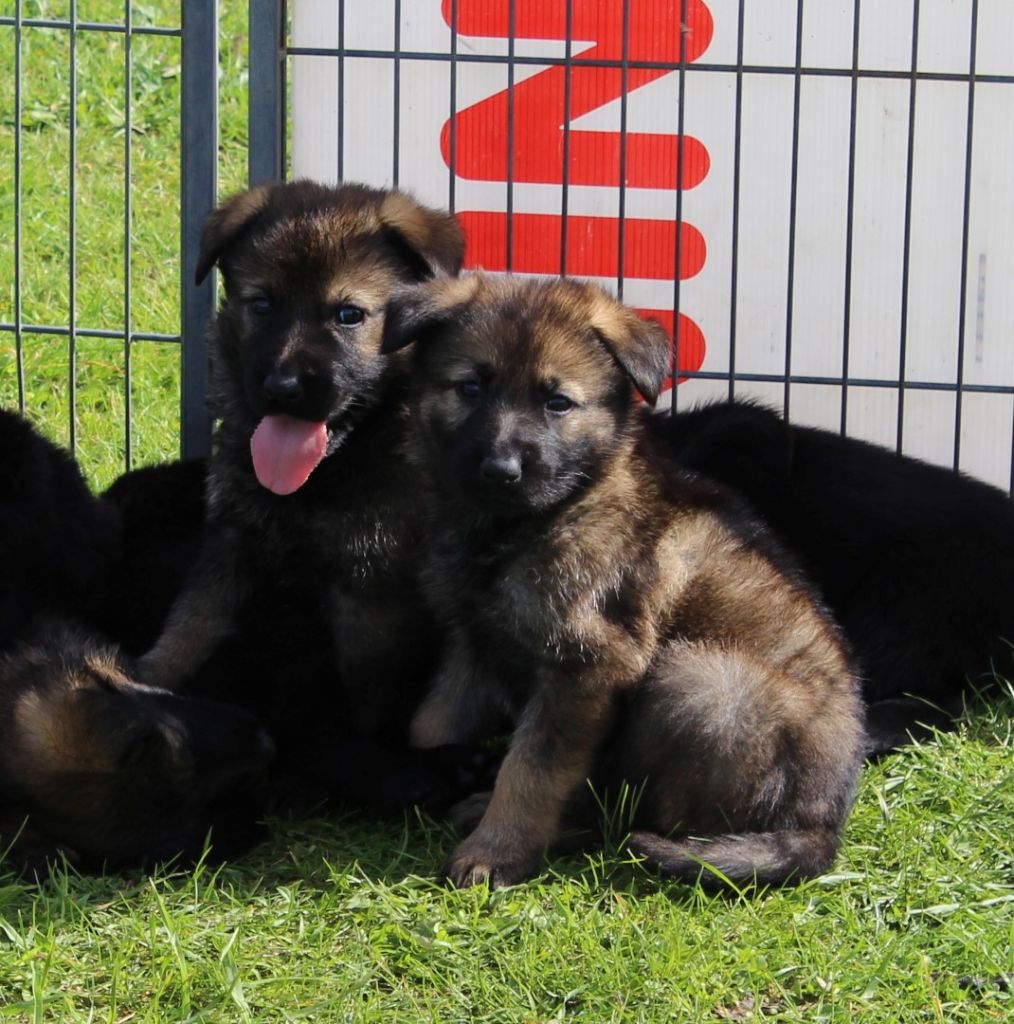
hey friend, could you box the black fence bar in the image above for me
[13,0,24,413]
[283,45,1014,86]
[249,0,286,185]
[782,0,804,420]
[505,0,516,272]
[558,0,573,276]
[392,0,401,188]
[727,0,745,402]
[672,369,1014,396]
[447,0,458,213]
[953,0,980,472]
[123,0,134,469]
[840,0,862,434]
[337,0,345,181]
[669,0,688,414]
[0,17,180,36]
[0,324,181,343]
[180,0,219,459]
[896,0,922,454]
[615,0,630,302]
[68,0,78,453]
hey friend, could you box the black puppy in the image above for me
[136,181,494,814]
[649,400,1014,752]
[99,458,209,657]
[0,409,119,652]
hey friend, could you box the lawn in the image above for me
[1,3,1012,1022]
[0,691,1010,1022]
[0,0,250,489]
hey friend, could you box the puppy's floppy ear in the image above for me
[587,290,671,406]
[379,191,466,279]
[381,275,482,355]
[195,184,273,285]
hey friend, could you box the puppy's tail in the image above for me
[626,827,841,888]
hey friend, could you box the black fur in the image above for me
[649,399,1014,752]
[135,182,495,815]
[0,409,119,652]
[98,458,209,657]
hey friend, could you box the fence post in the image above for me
[249,0,286,185]
[180,0,219,459]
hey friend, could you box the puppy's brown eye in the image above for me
[248,296,272,316]
[545,394,574,414]
[333,305,365,327]
[457,380,482,401]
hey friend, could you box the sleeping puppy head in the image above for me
[382,274,671,516]
[0,630,274,874]
[197,180,464,496]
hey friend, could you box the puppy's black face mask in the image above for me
[197,181,465,496]
[414,336,631,518]
[384,276,670,520]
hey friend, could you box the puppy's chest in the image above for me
[213,453,420,588]
[431,524,637,660]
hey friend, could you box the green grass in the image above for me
[0,0,250,489]
[2,4,1013,1021]
[0,689,1011,1022]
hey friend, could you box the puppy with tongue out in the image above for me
[138,180,471,815]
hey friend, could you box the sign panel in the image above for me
[291,0,1014,489]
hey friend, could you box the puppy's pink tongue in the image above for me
[250,414,328,495]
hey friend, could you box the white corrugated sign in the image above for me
[290,0,1014,489]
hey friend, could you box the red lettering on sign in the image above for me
[442,0,713,188]
[654,309,706,390]
[459,211,705,280]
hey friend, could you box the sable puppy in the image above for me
[137,180,475,812]
[646,400,1014,754]
[0,627,272,875]
[383,274,865,889]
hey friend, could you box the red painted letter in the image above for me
[442,0,713,189]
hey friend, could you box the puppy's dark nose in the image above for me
[262,372,303,406]
[480,453,523,484]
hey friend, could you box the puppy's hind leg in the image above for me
[601,643,864,888]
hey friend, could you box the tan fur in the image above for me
[0,629,272,874]
[385,274,866,889]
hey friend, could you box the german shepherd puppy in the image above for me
[99,457,209,657]
[646,400,1014,753]
[137,181,477,811]
[0,626,273,875]
[0,409,119,653]
[382,274,865,889]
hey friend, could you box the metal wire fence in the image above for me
[3,2,1012,493]
[1,0,217,473]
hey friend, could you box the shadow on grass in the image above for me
[2,684,1010,925]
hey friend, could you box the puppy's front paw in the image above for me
[442,832,539,890]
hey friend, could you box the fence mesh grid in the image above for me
[1,0,219,481]
[3,2,1012,493]
[1,4,184,476]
